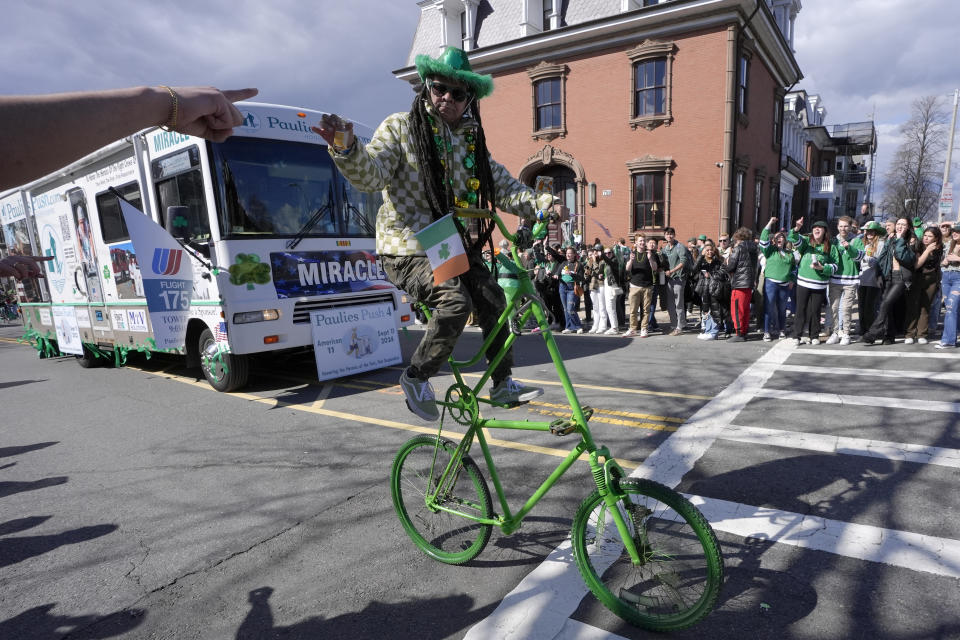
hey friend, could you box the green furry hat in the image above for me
[415,47,494,99]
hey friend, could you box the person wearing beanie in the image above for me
[853,220,887,335]
[313,46,549,420]
[787,218,837,345]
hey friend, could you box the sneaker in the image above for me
[809,337,820,345]
[700,332,717,341]
[762,332,772,342]
[918,337,929,345]
[825,333,840,345]
[839,335,851,346]
[490,377,544,404]
[576,328,584,334]
[862,333,876,345]
[800,337,811,345]
[903,337,915,345]
[561,328,572,334]
[623,329,637,337]
[935,343,954,349]
[791,338,801,346]
[882,337,896,345]
[728,334,745,343]
[669,328,683,336]
[399,369,439,422]
[639,329,649,337]
[604,328,619,335]
[779,331,787,339]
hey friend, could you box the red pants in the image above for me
[730,288,752,336]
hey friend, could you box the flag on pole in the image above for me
[118,199,193,350]
[415,213,469,285]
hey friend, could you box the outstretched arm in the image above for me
[0,85,258,190]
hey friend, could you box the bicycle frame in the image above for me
[419,208,642,563]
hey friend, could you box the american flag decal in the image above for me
[214,322,229,343]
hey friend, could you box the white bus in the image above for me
[2,102,414,391]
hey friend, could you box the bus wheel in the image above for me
[76,344,103,368]
[198,328,249,392]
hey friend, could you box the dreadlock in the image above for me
[408,84,498,252]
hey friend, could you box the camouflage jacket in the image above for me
[330,104,543,256]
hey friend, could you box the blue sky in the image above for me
[4,0,959,206]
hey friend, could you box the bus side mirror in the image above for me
[166,206,191,243]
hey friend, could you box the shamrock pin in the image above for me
[228,253,271,290]
[438,243,450,261]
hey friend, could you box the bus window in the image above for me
[96,182,143,244]
[211,137,371,238]
[151,146,211,242]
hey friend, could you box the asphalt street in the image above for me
[1,315,959,640]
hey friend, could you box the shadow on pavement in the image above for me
[0,523,119,568]
[0,603,145,640]
[235,586,496,640]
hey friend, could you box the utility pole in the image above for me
[941,88,959,223]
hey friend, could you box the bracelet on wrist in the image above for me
[159,85,179,131]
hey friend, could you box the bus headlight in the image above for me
[233,309,280,324]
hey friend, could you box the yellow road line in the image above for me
[530,408,678,432]
[527,400,684,424]
[152,367,637,470]
[454,370,710,400]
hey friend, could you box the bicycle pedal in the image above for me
[549,419,577,436]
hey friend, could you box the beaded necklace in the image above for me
[427,112,480,209]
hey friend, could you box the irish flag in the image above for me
[415,213,469,285]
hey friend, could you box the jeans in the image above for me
[763,279,789,335]
[941,270,960,346]
[828,282,858,336]
[559,281,583,330]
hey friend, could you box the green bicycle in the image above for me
[389,208,723,631]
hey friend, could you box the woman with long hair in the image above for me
[586,247,609,333]
[599,246,623,335]
[558,246,584,333]
[787,218,836,345]
[938,224,960,348]
[758,217,796,340]
[693,242,729,340]
[854,221,886,336]
[862,218,918,345]
[904,226,943,344]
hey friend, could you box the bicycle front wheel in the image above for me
[390,435,493,565]
[571,478,723,631]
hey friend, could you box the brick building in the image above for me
[394,0,802,244]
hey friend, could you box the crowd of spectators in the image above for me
[477,216,960,348]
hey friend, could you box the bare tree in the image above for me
[880,95,948,222]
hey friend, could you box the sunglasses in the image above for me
[428,81,471,103]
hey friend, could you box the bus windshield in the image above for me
[211,137,380,239]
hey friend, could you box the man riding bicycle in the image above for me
[312,46,551,422]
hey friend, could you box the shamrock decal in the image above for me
[228,253,271,290]
[438,242,450,261]
[102,265,111,281]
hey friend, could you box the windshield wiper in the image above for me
[287,182,335,249]
[341,184,376,236]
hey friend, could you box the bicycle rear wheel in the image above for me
[571,478,723,631]
[390,435,493,565]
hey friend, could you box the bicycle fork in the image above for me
[589,448,647,566]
